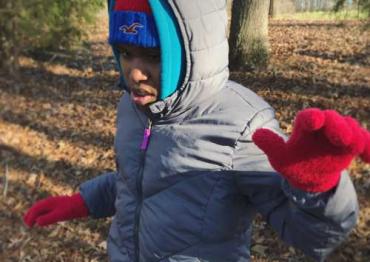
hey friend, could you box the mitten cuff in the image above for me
[286,172,341,193]
[69,193,89,218]
[282,179,334,209]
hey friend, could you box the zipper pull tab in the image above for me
[140,120,152,151]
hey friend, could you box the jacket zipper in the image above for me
[134,118,152,262]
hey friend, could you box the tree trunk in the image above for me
[229,0,270,71]
[269,0,274,16]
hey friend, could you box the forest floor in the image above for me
[0,14,369,262]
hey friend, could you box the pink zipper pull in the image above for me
[140,120,152,150]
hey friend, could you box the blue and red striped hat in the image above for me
[109,0,160,48]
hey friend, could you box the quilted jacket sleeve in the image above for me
[233,108,359,261]
[79,172,118,219]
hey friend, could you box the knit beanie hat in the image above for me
[108,0,184,100]
[109,0,159,48]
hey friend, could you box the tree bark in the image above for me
[269,0,274,16]
[229,0,270,71]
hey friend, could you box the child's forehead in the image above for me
[117,44,160,54]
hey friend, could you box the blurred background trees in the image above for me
[228,0,369,71]
[1,0,368,75]
[333,0,370,15]
[0,0,105,75]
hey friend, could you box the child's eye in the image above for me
[120,50,131,59]
[147,53,161,63]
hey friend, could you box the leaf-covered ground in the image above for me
[0,15,369,261]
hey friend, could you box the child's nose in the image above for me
[129,61,149,83]
[130,68,148,83]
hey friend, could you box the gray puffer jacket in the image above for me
[80,1,358,261]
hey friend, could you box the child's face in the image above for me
[118,44,161,108]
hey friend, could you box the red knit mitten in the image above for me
[252,108,370,192]
[23,193,89,227]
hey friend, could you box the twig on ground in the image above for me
[3,163,9,198]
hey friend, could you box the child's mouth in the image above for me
[133,89,149,96]
[130,88,156,105]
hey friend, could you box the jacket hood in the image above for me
[110,0,229,121]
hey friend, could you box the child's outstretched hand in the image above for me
[23,193,89,227]
[252,108,370,192]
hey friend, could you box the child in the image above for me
[24,0,370,261]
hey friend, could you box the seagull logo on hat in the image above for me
[119,22,144,35]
